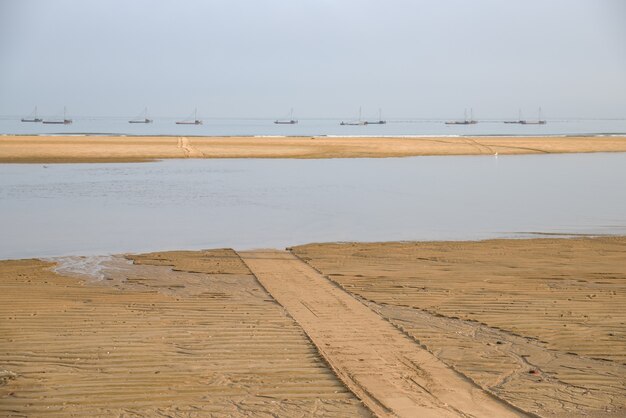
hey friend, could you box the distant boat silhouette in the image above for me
[176,108,202,125]
[274,108,298,125]
[365,108,387,125]
[21,106,42,123]
[129,107,153,124]
[445,108,477,125]
[504,109,525,124]
[42,107,72,125]
[340,107,367,126]
[520,107,546,125]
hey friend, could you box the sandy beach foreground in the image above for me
[1,135,626,162]
[1,238,624,417]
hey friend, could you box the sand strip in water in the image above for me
[1,135,626,163]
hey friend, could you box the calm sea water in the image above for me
[1,117,625,137]
[1,153,625,259]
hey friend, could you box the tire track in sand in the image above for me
[177,136,204,158]
[239,250,528,418]
[0,253,371,417]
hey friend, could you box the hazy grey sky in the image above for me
[1,0,625,118]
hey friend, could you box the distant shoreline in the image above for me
[1,134,626,163]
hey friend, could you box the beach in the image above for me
[292,237,626,417]
[1,238,624,417]
[4,1,625,417]
[0,250,371,417]
[1,135,626,162]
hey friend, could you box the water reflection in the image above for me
[1,153,625,259]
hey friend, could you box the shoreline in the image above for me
[1,134,626,163]
[1,232,622,262]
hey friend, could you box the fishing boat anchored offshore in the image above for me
[445,108,477,125]
[504,109,525,124]
[21,107,43,123]
[274,108,298,124]
[176,108,202,125]
[520,107,547,125]
[365,109,387,125]
[42,107,72,125]
[129,107,153,124]
[340,107,367,126]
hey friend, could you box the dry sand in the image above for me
[291,237,626,417]
[1,135,626,163]
[0,250,371,417]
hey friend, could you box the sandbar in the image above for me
[1,134,626,163]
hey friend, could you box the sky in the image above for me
[1,0,625,119]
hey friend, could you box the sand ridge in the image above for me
[1,134,626,163]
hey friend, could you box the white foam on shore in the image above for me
[45,255,131,281]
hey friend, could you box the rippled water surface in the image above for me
[1,153,625,259]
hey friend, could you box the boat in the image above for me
[445,108,477,125]
[129,107,153,124]
[340,107,367,126]
[42,107,72,124]
[274,108,298,125]
[504,109,525,124]
[365,109,387,125]
[21,107,43,123]
[176,108,202,125]
[520,107,546,125]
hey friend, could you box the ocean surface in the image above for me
[1,153,625,259]
[1,117,626,137]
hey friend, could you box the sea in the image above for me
[1,153,625,259]
[1,117,625,137]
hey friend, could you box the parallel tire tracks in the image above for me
[239,250,527,418]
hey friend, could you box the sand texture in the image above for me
[291,238,626,417]
[1,135,626,163]
[0,250,371,417]
[240,250,525,418]
[2,239,625,417]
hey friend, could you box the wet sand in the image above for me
[1,238,625,417]
[0,250,371,417]
[241,250,525,417]
[292,237,626,417]
[1,134,626,162]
